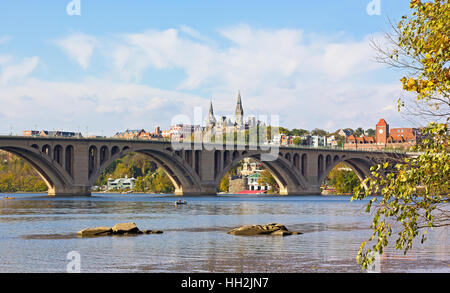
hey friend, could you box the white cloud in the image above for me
[98,26,384,92]
[179,25,214,44]
[0,77,209,135]
[0,56,39,85]
[0,26,410,135]
[0,55,11,66]
[56,33,99,69]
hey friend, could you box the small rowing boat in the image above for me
[174,200,187,205]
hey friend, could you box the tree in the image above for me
[353,123,449,269]
[311,128,328,137]
[290,128,309,137]
[327,163,360,194]
[150,168,175,193]
[278,127,290,135]
[293,137,303,146]
[371,0,449,120]
[218,175,230,192]
[258,170,279,193]
[354,127,365,137]
[366,128,376,136]
[354,0,450,270]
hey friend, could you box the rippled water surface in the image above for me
[0,193,448,273]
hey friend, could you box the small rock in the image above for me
[77,227,112,237]
[227,223,301,236]
[143,230,164,234]
[112,222,140,234]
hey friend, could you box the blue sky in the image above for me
[0,0,415,136]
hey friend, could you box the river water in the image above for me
[0,193,448,273]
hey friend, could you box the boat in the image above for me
[174,199,187,205]
[235,190,268,195]
[2,196,15,200]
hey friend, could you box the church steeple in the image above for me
[206,100,216,128]
[209,100,214,116]
[235,91,244,127]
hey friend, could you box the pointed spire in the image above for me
[235,90,244,127]
[209,100,214,116]
[235,90,243,116]
[206,100,216,127]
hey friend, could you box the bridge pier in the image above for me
[278,185,322,196]
[175,182,218,196]
[47,185,91,197]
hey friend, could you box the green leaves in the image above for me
[398,0,450,105]
[353,122,449,270]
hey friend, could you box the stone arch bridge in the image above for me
[0,136,406,196]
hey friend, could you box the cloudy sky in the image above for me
[0,0,414,136]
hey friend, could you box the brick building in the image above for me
[345,119,421,151]
[113,127,164,140]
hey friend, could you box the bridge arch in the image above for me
[213,150,309,195]
[318,154,374,186]
[0,145,74,195]
[88,146,202,196]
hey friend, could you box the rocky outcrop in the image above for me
[77,222,163,237]
[112,222,140,234]
[227,223,302,236]
[77,227,113,237]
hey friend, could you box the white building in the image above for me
[311,136,327,147]
[107,176,136,190]
[247,173,270,191]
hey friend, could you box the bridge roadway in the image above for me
[0,136,407,196]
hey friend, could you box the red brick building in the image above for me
[345,119,421,151]
[113,127,164,140]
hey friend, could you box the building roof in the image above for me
[248,173,260,178]
[376,119,388,126]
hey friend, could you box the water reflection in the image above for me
[0,193,448,273]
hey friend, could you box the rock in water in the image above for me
[111,222,140,234]
[142,230,164,234]
[77,223,164,237]
[77,227,112,237]
[227,223,301,236]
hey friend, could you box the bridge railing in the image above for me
[0,134,411,155]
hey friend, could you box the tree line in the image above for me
[0,152,48,193]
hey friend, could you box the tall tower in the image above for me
[235,91,244,128]
[206,101,216,129]
[375,118,389,144]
